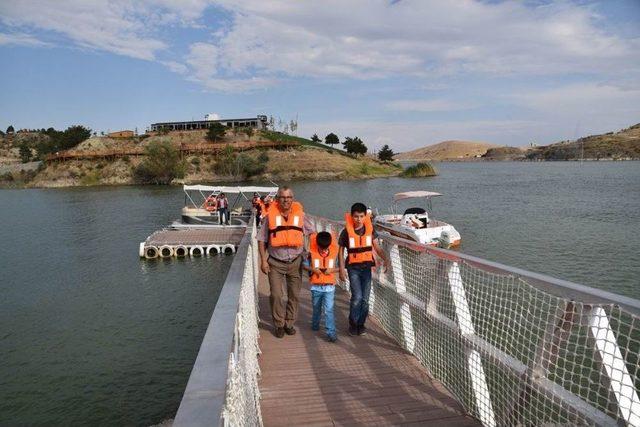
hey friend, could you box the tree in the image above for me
[311,133,321,143]
[133,140,185,184]
[343,136,368,156]
[325,132,339,147]
[377,144,395,161]
[245,127,254,138]
[19,143,32,163]
[206,122,226,142]
[6,125,15,134]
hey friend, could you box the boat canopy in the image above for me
[393,191,442,202]
[183,185,278,194]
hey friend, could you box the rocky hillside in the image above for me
[394,140,499,161]
[526,123,640,161]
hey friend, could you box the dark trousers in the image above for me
[347,267,372,327]
[218,207,229,224]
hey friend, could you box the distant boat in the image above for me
[373,191,461,248]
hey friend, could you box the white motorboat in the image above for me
[180,184,277,227]
[373,191,461,248]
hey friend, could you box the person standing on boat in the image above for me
[217,193,230,225]
[339,202,390,336]
[258,186,314,338]
[252,192,264,222]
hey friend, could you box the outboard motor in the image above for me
[439,231,451,249]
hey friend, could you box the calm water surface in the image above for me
[1,161,638,425]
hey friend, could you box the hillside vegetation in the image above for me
[8,129,401,188]
[394,140,499,161]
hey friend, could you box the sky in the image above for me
[1,0,639,152]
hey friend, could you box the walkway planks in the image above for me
[257,274,481,426]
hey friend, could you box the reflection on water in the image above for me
[0,161,638,425]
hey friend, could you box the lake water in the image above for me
[1,161,638,425]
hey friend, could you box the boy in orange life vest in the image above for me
[338,202,390,336]
[303,231,339,342]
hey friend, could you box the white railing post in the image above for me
[448,262,497,427]
[389,244,415,353]
[587,307,640,426]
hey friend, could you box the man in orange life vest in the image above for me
[303,231,339,342]
[258,186,314,338]
[339,202,390,336]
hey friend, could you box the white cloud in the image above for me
[0,0,211,60]
[191,0,640,89]
[0,32,50,47]
[386,99,477,112]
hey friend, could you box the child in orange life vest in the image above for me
[338,202,390,336]
[303,231,339,342]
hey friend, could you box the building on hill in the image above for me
[108,130,135,138]
[150,115,268,132]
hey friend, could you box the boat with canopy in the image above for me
[373,190,461,248]
[178,184,278,227]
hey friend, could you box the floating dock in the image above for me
[139,226,246,259]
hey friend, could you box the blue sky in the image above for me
[1,0,639,152]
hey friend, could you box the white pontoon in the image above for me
[179,185,277,227]
[373,191,461,248]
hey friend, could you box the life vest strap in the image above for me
[270,225,303,235]
[347,246,372,254]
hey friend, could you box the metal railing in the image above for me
[309,214,640,427]
[173,218,262,427]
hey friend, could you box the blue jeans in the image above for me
[311,288,336,338]
[347,267,372,327]
[218,207,229,224]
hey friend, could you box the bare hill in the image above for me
[394,140,499,161]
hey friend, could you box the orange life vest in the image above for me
[203,196,217,212]
[267,201,304,247]
[344,212,374,265]
[309,232,339,285]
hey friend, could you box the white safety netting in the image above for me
[221,221,263,427]
[310,214,640,427]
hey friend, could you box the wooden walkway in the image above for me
[257,275,482,426]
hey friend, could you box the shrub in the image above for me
[207,123,226,142]
[133,140,185,184]
[401,162,438,178]
[19,143,32,163]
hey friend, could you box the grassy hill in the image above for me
[394,140,499,161]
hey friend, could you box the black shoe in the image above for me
[327,335,337,343]
[275,327,285,338]
[284,326,296,335]
[357,325,367,336]
[349,325,358,336]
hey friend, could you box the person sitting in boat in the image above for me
[203,195,217,212]
[402,207,429,229]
